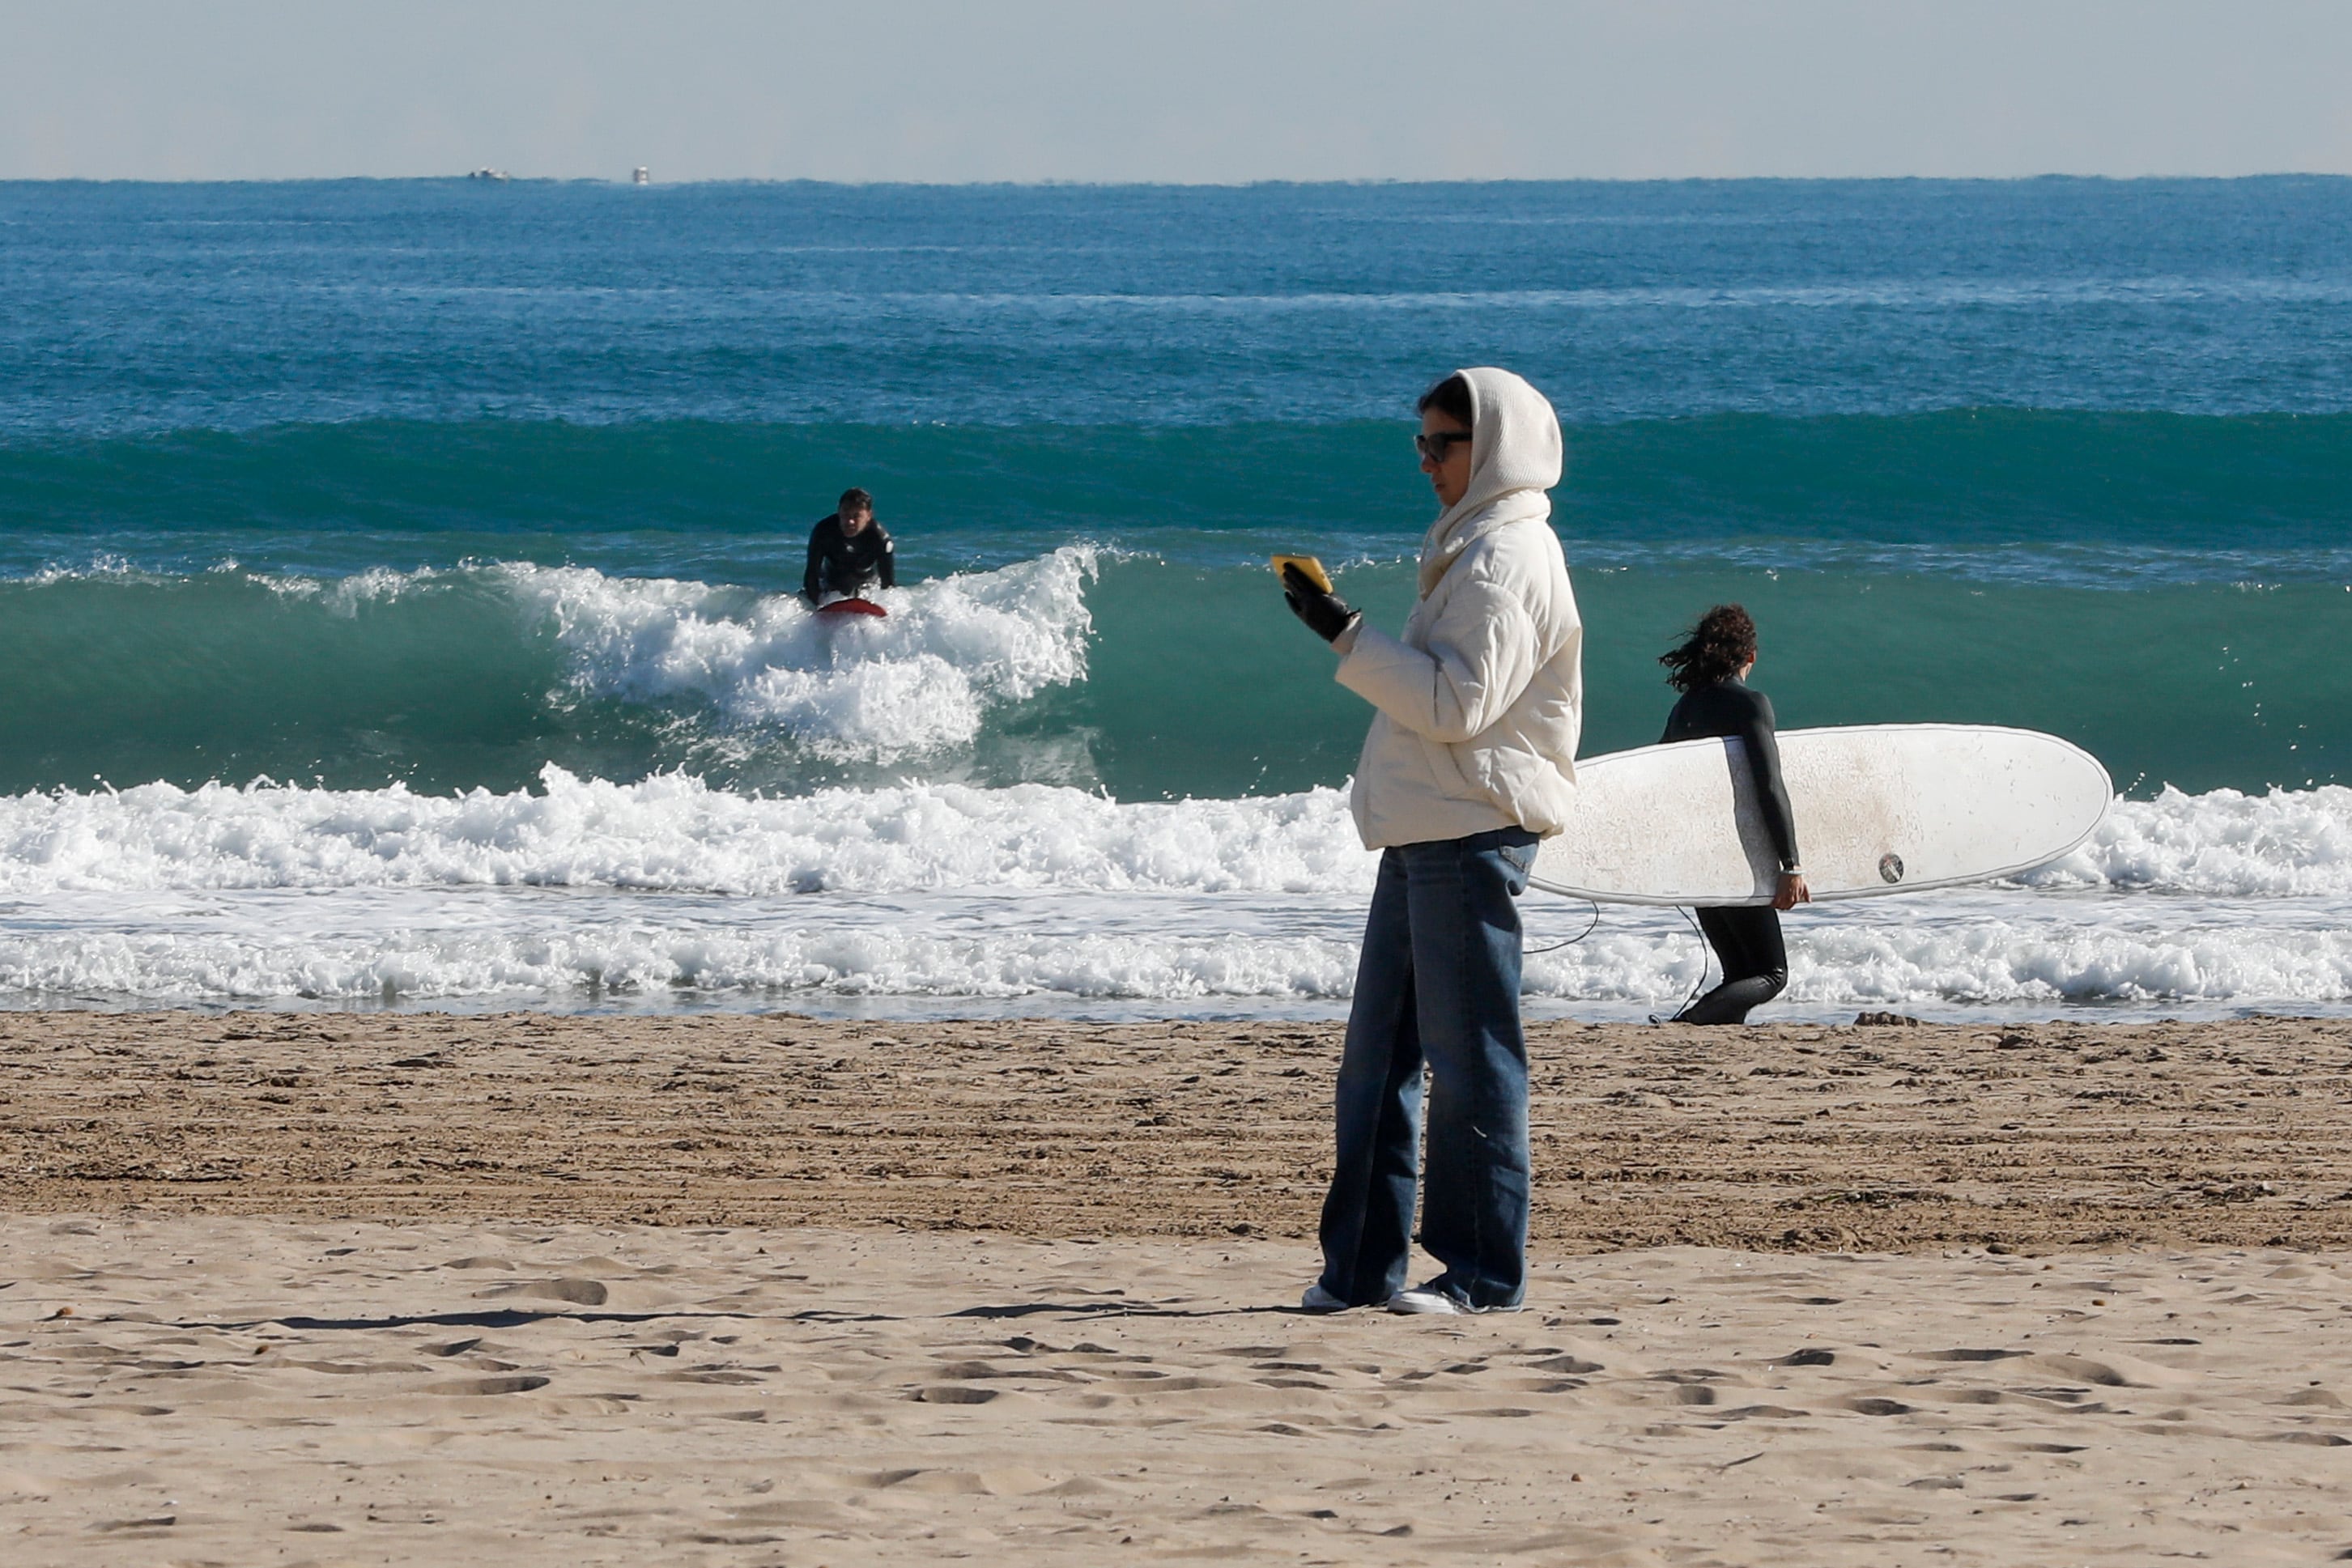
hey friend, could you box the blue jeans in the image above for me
[1317,826,1538,1310]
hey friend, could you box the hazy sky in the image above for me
[5,1,2348,183]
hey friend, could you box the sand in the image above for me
[3,1011,2351,1562]
[5,1010,2350,1248]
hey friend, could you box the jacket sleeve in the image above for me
[1739,693,1801,869]
[878,530,896,589]
[803,524,827,601]
[1333,572,1543,745]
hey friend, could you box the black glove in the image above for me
[1282,563,1359,645]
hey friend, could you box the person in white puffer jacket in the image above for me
[1281,367,1581,1316]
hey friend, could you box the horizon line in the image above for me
[6,171,2352,191]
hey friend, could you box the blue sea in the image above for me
[2,176,2350,1018]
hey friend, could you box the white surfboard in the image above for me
[1529,724,2112,907]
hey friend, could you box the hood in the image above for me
[1417,367,1564,597]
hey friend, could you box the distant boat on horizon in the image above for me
[633,166,650,185]
[467,168,510,183]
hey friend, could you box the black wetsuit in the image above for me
[1661,676,1800,1025]
[802,514,896,601]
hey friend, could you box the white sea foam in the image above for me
[3,885,2350,1013]
[495,548,1098,760]
[6,773,2352,901]
[5,775,2352,1012]
[0,769,1368,897]
[1528,895,2352,1012]
[2030,784,2352,896]
[0,890,1366,1007]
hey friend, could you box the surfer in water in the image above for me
[802,487,895,606]
[1280,368,1582,1316]
[1659,604,1810,1024]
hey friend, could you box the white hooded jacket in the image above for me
[1333,368,1583,849]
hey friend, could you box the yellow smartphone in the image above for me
[1270,554,1332,593]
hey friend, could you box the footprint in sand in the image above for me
[423,1374,551,1396]
[471,1277,609,1306]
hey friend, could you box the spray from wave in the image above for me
[501,546,1097,762]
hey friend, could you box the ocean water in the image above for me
[2,176,2350,1018]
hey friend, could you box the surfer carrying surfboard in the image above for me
[1280,368,1582,1317]
[801,487,896,606]
[1658,604,1810,1024]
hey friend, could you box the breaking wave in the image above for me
[4,771,2350,899]
[499,550,1096,762]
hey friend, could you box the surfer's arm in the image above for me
[802,525,828,601]
[877,533,896,590]
[1334,579,1540,744]
[1739,696,1801,872]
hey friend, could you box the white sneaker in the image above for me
[1386,1285,1462,1315]
[1299,1282,1350,1313]
[1387,1282,1521,1315]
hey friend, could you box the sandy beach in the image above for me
[5,1012,2351,1563]
[6,1011,2350,1248]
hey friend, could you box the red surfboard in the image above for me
[816,597,887,618]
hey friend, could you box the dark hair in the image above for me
[1660,604,1758,693]
[1415,373,1474,428]
[838,487,874,514]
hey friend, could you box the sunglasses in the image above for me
[1414,431,1473,462]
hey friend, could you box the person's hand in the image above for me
[1282,563,1359,644]
[1773,871,1811,911]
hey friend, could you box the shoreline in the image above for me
[8,994,2344,1026]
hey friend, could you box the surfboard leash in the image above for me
[1522,899,1601,955]
[1669,904,1712,1019]
[1529,903,1713,1021]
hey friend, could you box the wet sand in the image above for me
[5,1011,2350,1250]
[4,1012,2351,1563]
